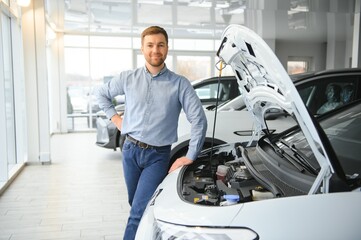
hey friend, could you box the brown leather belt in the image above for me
[126,135,155,149]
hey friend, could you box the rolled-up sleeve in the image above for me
[94,75,124,120]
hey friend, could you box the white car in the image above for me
[171,95,295,162]
[170,67,361,165]
[136,25,361,239]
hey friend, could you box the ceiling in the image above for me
[46,0,356,42]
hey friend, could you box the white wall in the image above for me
[276,41,327,72]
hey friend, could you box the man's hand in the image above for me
[111,114,123,131]
[168,156,193,173]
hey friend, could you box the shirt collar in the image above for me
[144,64,168,77]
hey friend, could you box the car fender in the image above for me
[229,192,361,239]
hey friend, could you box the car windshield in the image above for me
[320,102,361,176]
[276,102,361,178]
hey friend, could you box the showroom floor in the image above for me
[0,132,130,240]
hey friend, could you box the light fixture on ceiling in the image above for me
[17,0,31,7]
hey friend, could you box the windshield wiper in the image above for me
[279,139,319,175]
[266,139,306,173]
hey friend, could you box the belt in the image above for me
[126,135,155,149]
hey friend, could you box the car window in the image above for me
[195,83,217,100]
[298,85,315,107]
[296,75,359,115]
[320,103,361,176]
[230,79,241,100]
[194,81,233,104]
[316,83,343,115]
[278,102,361,179]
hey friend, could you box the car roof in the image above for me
[193,68,361,87]
[191,75,236,86]
[291,68,361,83]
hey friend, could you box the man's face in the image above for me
[141,33,168,68]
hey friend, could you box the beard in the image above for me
[145,54,166,67]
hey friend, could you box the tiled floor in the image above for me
[0,132,130,240]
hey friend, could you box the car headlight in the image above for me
[153,220,259,240]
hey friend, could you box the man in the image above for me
[95,26,207,240]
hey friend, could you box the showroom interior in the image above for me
[0,0,361,238]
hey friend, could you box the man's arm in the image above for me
[111,114,123,131]
[94,75,123,120]
[169,81,208,173]
[168,157,193,173]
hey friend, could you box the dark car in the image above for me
[292,68,361,115]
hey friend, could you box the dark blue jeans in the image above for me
[122,139,171,240]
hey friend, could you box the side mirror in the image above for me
[205,105,216,110]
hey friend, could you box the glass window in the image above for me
[176,55,211,81]
[64,44,133,130]
[137,2,172,25]
[195,84,217,100]
[64,35,89,47]
[287,57,311,74]
[320,103,361,176]
[172,27,216,38]
[89,48,132,128]
[195,82,231,102]
[298,85,315,107]
[90,36,131,48]
[296,76,359,116]
[132,37,142,50]
[64,48,90,77]
[1,14,16,180]
[88,1,132,27]
[90,48,132,81]
[177,5,211,26]
[288,60,308,74]
[173,39,213,51]
[64,48,90,130]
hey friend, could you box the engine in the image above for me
[181,143,274,206]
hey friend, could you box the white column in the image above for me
[352,0,361,67]
[326,0,349,69]
[22,0,51,163]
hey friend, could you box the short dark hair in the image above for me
[141,26,168,45]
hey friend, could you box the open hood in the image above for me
[216,25,334,194]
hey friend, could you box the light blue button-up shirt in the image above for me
[95,66,207,160]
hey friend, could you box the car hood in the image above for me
[217,24,334,193]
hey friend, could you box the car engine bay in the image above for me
[180,142,277,206]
